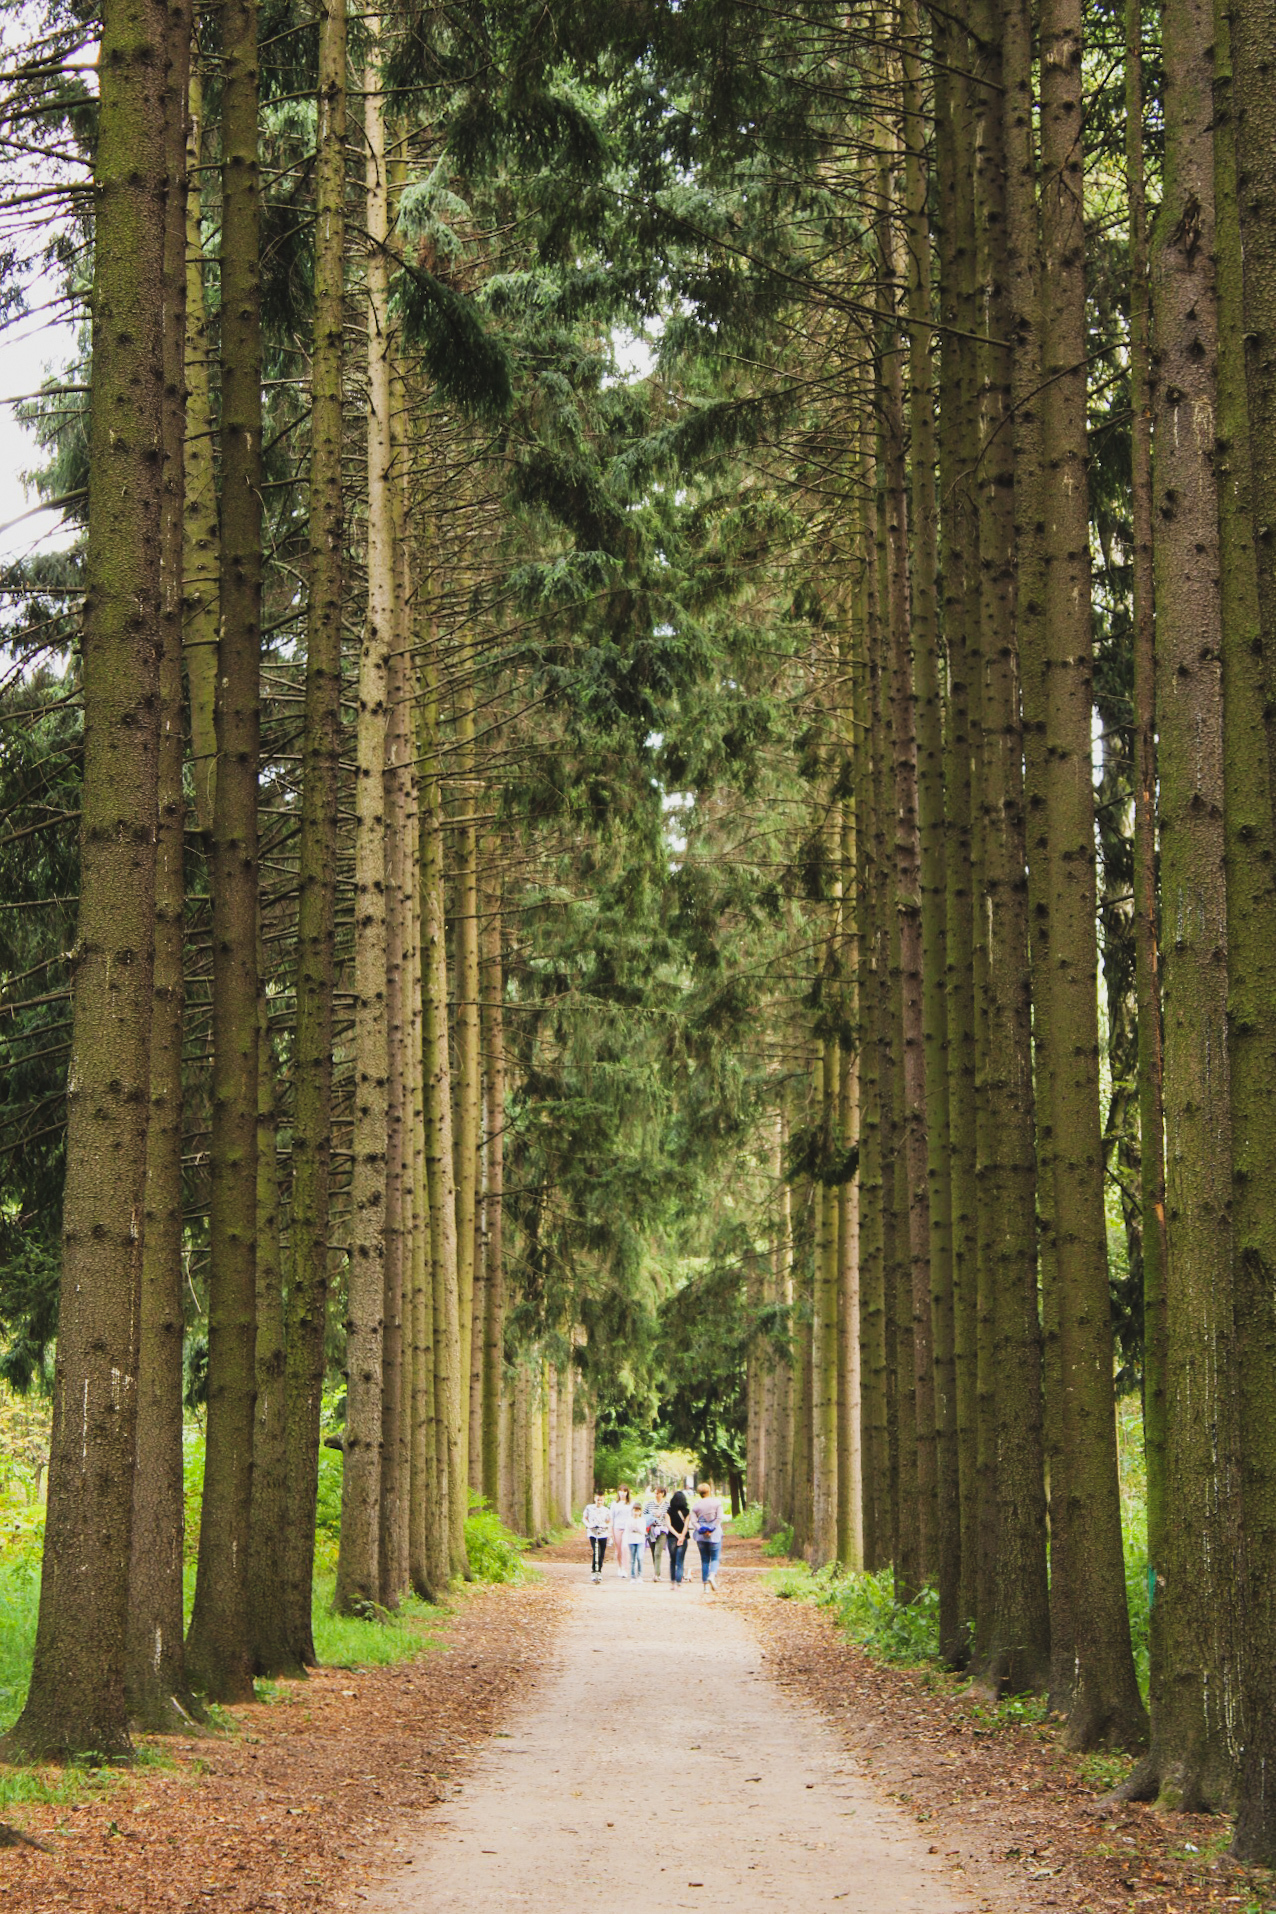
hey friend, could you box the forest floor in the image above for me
[0,1536,1269,1913]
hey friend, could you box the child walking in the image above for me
[624,1499,647,1578]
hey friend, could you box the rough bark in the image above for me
[1124,0,1170,1771]
[1038,0,1147,1751]
[379,622,411,1610]
[182,69,217,840]
[5,0,167,1761]
[185,0,262,1703]
[879,161,937,1591]
[856,434,889,1572]
[934,12,980,1654]
[1225,0,1276,1861]
[334,42,394,1613]
[902,0,957,1644]
[812,1032,840,1566]
[453,664,481,1499]
[279,0,346,1675]
[480,844,506,1509]
[970,0,1051,1691]
[248,919,288,1668]
[1136,0,1241,1803]
[125,0,194,1730]
[419,629,467,1580]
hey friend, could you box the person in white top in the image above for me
[610,1486,631,1577]
[582,1491,611,1582]
[624,1501,647,1578]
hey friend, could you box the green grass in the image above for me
[0,1556,41,1735]
[310,1576,442,1668]
[765,1561,942,1667]
[731,1502,765,1539]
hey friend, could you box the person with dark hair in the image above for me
[582,1490,611,1583]
[666,1483,691,1587]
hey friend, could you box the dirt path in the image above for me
[360,1545,971,1914]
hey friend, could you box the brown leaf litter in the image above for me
[728,1560,1274,1914]
[0,1576,564,1913]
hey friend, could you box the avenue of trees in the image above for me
[1,0,1276,1865]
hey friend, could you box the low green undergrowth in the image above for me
[464,1496,533,1584]
[731,1502,765,1539]
[766,1561,941,1666]
[310,1576,442,1669]
[762,1521,795,1557]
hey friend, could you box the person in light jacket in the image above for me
[691,1482,724,1594]
[583,1491,611,1583]
[609,1485,631,1578]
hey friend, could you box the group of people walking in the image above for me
[581,1483,724,1592]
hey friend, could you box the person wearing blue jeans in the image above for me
[691,1483,724,1595]
[666,1486,690,1586]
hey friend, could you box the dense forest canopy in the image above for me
[0,0,1275,1861]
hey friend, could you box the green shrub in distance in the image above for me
[762,1521,795,1557]
[466,1494,531,1583]
[732,1502,765,1538]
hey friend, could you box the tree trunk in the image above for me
[7,0,167,1762]
[182,70,217,841]
[480,845,506,1509]
[1139,0,1241,1806]
[379,616,411,1610]
[1124,0,1170,1779]
[1036,0,1148,1751]
[879,155,937,1594]
[335,42,394,1613]
[934,12,980,1654]
[405,733,443,1602]
[125,0,194,1731]
[769,1105,795,1530]
[249,919,288,1667]
[186,0,263,1702]
[279,0,346,1673]
[837,699,863,1569]
[855,449,889,1572]
[812,1036,840,1565]
[901,0,956,1637]
[1223,0,1276,1862]
[419,629,467,1580]
[453,664,481,1500]
[970,0,1051,1691]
